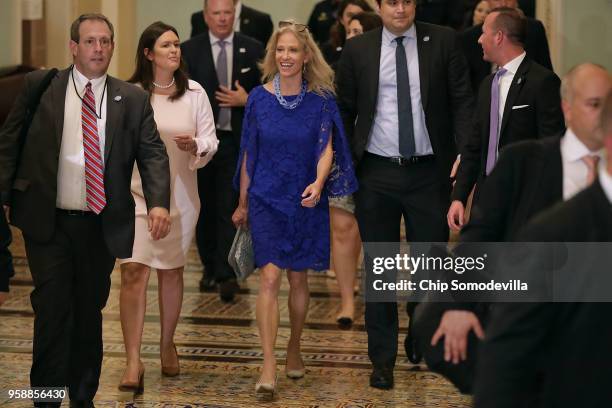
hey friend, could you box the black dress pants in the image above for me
[354,154,449,368]
[195,131,239,283]
[24,211,115,403]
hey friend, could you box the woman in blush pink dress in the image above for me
[117,21,218,391]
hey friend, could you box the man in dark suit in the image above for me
[447,7,564,230]
[0,14,170,406]
[336,0,474,390]
[416,0,466,30]
[182,0,264,301]
[474,92,612,408]
[413,63,611,395]
[190,0,273,46]
[307,0,341,45]
[462,0,552,95]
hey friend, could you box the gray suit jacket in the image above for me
[0,67,170,258]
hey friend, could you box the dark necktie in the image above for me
[395,36,415,159]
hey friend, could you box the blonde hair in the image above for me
[260,20,335,96]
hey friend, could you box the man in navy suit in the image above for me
[182,0,264,302]
[336,0,474,390]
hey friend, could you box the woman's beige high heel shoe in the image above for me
[255,374,278,401]
[118,361,145,393]
[285,357,305,379]
[161,344,180,377]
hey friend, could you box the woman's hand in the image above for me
[301,182,323,208]
[232,205,248,227]
[173,135,198,155]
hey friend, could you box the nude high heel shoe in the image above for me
[118,361,145,393]
[161,344,180,377]
[255,374,278,401]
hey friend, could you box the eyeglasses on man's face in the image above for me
[78,37,113,49]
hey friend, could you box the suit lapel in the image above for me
[104,76,124,164]
[415,23,430,109]
[231,34,241,86]
[202,32,220,91]
[368,28,382,108]
[481,75,494,157]
[500,57,530,138]
[51,68,70,150]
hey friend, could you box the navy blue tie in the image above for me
[395,36,415,159]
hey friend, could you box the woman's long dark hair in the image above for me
[128,21,190,101]
[329,0,374,48]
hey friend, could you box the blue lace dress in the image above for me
[234,85,357,271]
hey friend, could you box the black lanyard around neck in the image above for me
[71,65,107,119]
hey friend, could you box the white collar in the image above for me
[209,30,234,46]
[561,128,605,163]
[501,51,526,76]
[72,65,107,95]
[382,24,416,46]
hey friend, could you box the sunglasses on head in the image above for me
[278,21,308,32]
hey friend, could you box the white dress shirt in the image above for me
[56,66,107,210]
[497,51,526,132]
[209,31,234,131]
[598,157,612,204]
[367,25,433,157]
[561,128,605,200]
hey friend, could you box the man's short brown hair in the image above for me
[70,13,114,43]
[490,6,527,46]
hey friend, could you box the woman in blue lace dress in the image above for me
[232,20,357,399]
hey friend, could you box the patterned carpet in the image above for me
[0,228,472,407]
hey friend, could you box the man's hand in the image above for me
[216,81,248,107]
[0,292,8,306]
[148,207,171,240]
[431,310,484,364]
[447,200,466,232]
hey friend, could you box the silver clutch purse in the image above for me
[228,226,255,281]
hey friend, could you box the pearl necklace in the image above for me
[273,73,307,110]
[152,77,175,89]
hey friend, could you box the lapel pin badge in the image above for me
[240,47,246,53]
[244,18,250,24]
[517,77,523,85]
[114,95,122,102]
[424,36,430,42]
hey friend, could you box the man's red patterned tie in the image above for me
[81,82,106,214]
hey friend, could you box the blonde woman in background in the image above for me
[232,20,357,399]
